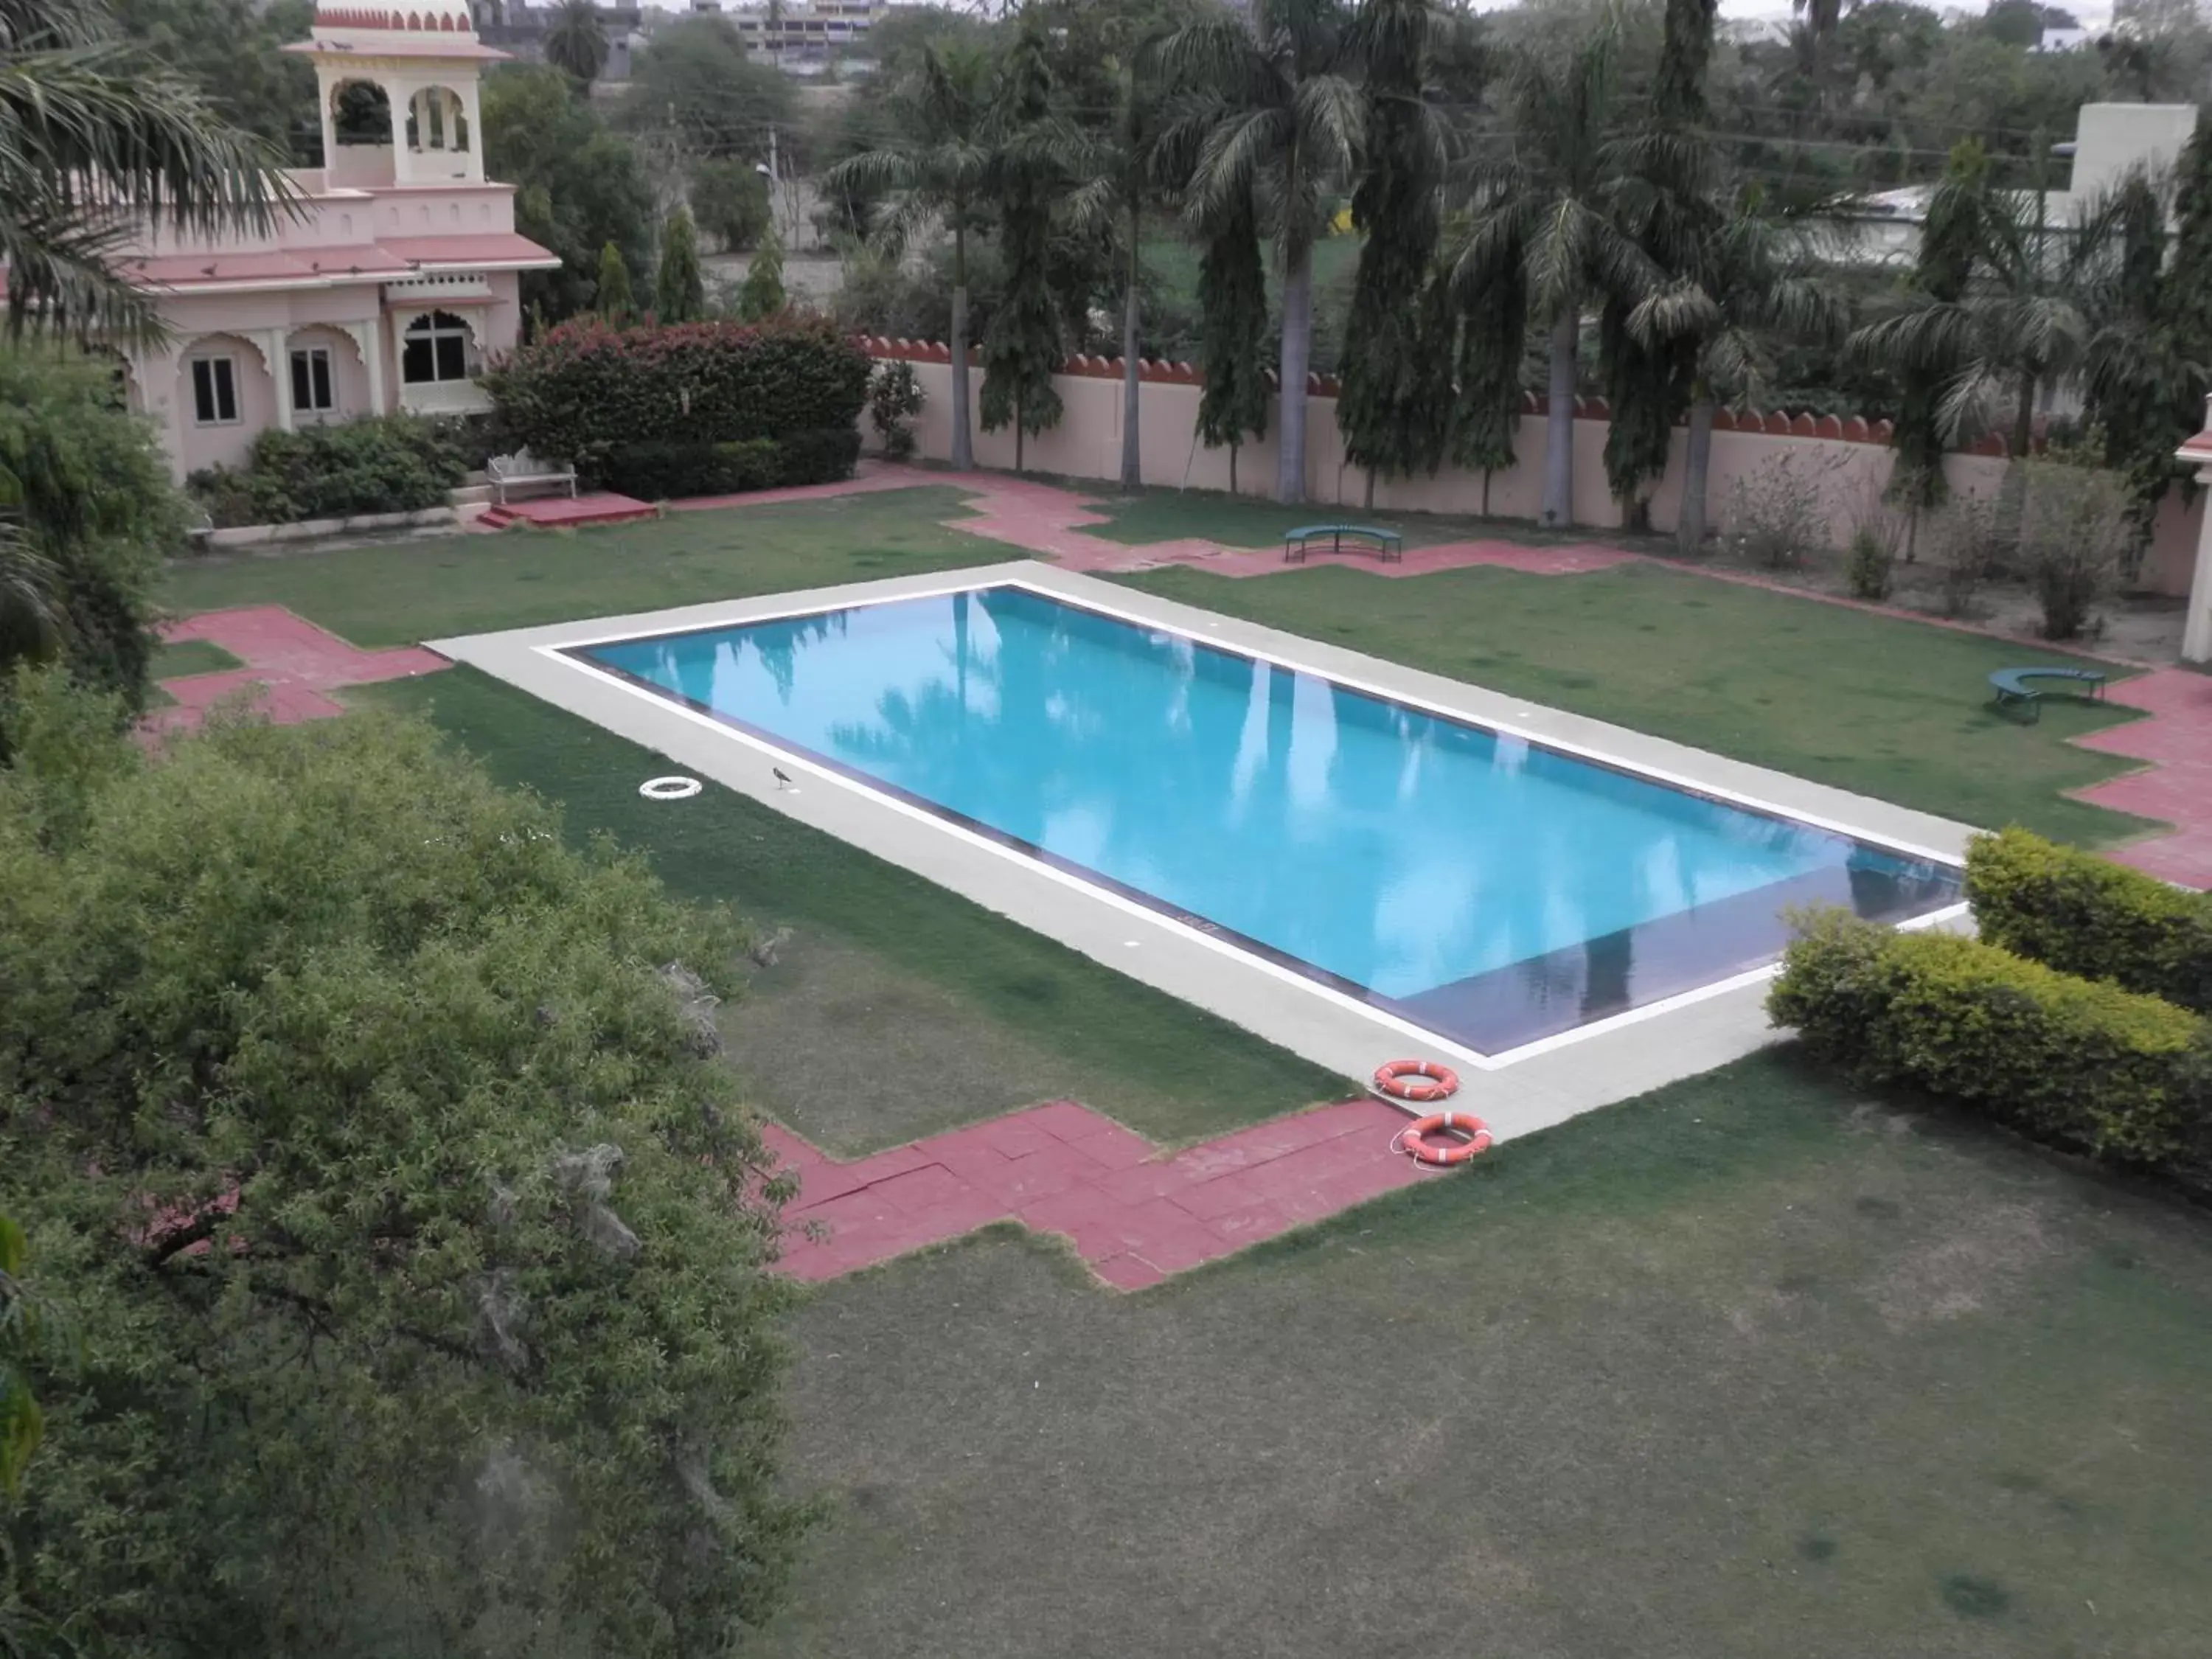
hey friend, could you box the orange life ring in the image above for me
[1373,1057,1461,1102]
[1399,1110,1493,1166]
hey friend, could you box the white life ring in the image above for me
[639,776,703,801]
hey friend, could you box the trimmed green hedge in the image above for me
[1966,827,2212,1013]
[486,315,869,481]
[1768,909,2212,1186]
[187,417,467,527]
[597,428,861,500]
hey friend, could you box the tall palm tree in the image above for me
[824,41,996,472]
[1,0,290,345]
[1447,30,1651,528]
[1156,0,1363,505]
[543,0,610,89]
[1630,189,1843,551]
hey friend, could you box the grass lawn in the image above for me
[357,667,1346,1154]
[1078,485,1587,552]
[754,1050,2212,1659]
[1121,562,2154,848]
[151,638,243,678]
[161,487,1003,649]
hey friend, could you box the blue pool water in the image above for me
[577,585,1959,1051]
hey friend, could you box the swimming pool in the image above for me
[571,582,1961,1054]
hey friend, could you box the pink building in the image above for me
[115,0,559,482]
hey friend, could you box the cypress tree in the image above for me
[594,241,635,324]
[653,206,705,324]
[1337,0,1452,507]
[737,223,787,321]
[1194,189,1271,495]
[1450,255,1527,516]
[978,8,1066,474]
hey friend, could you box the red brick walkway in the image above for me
[2070,669,2212,887]
[148,605,447,736]
[765,1096,1438,1290]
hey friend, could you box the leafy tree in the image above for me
[1192,187,1272,493]
[1450,29,1650,527]
[1444,247,1528,515]
[595,240,637,321]
[737,223,788,320]
[108,0,319,160]
[544,0,611,88]
[2,0,290,343]
[619,14,796,162]
[979,8,1070,473]
[0,1208,36,1497]
[0,348,175,748]
[655,206,708,322]
[1337,0,1455,507]
[0,689,806,1655]
[484,66,653,321]
[1158,0,1365,504]
[2079,171,2184,549]
[692,156,774,251]
[824,42,998,471]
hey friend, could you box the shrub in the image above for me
[602,437,782,498]
[1767,909,2212,1181]
[1720,452,1839,569]
[1927,493,2001,616]
[2018,454,2129,640]
[868,360,924,459]
[598,428,859,498]
[487,314,870,472]
[690,156,772,252]
[187,416,467,527]
[1966,827,2212,1013]
[1843,476,1903,600]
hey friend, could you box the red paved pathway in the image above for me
[149,606,447,737]
[2070,668,2212,887]
[765,1096,1438,1290]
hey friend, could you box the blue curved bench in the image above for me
[1989,665,2107,723]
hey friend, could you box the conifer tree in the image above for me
[737,223,787,321]
[1194,189,1271,494]
[594,240,636,323]
[978,7,1068,472]
[653,206,706,324]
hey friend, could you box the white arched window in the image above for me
[400,311,472,385]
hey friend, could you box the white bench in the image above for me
[487,449,578,505]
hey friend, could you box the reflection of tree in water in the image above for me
[746,611,847,703]
[1579,928,1634,1020]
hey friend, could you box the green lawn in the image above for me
[357,668,1346,1154]
[1079,486,1583,551]
[162,487,1004,649]
[1121,562,2154,847]
[150,637,243,678]
[754,1051,2212,1659]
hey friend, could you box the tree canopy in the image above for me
[483,66,654,323]
[0,686,805,1655]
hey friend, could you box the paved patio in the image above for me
[148,605,446,736]
[765,1095,1435,1291]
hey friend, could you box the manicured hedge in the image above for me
[597,428,861,500]
[1966,827,2212,1013]
[486,315,870,485]
[187,416,467,527]
[1768,909,2212,1186]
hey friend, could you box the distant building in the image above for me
[711,0,883,64]
[471,1,643,80]
[1823,101,2200,268]
[105,1,559,481]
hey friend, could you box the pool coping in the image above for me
[431,560,1978,1146]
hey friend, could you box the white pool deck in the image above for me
[431,560,1976,1145]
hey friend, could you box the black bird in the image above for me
[772,767,795,790]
